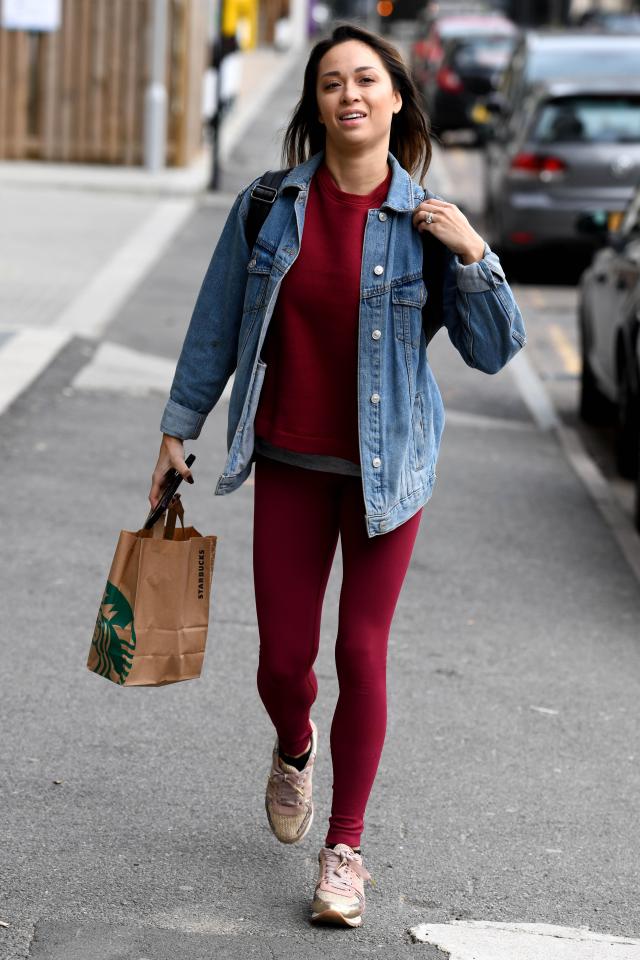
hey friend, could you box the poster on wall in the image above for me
[1,0,62,31]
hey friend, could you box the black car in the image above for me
[577,184,640,524]
[428,30,517,141]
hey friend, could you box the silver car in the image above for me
[484,77,640,255]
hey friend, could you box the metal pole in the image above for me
[144,0,168,171]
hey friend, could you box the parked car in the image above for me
[428,29,517,141]
[574,11,640,33]
[577,184,640,499]
[409,11,516,111]
[483,30,640,133]
[635,333,640,533]
[484,78,640,255]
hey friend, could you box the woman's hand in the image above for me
[149,434,194,510]
[412,198,485,264]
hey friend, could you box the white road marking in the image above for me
[507,345,640,587]
[54,199,195,339]
[71,341,235,401]
[445,408,537,431]
[408,920,640,958]
[508,349,560,430]
[0,328,72,416]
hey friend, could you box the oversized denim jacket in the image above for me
[160,149,527,537]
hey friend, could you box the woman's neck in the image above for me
[322,142,390,195]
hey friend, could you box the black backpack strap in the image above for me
[421,229,447,347]
[245,168,290,253]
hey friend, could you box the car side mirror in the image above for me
[607,230,627,253]
[485,91,506,116]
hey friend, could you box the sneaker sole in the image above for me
[310,906,363,928]
[265,793,314,844]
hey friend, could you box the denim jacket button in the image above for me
[372,329,382,340]
[372,456,381,467]
[373,265,384,275]
[378,211,388,221]
[371,393,380,404]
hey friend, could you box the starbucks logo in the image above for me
[91,582,136,685]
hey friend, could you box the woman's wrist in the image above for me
[458,237,486,265]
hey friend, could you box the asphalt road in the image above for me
[1,52,640,960]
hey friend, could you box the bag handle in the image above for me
[151,494,185,540]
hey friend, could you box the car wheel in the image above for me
[615,361,639,479]
[579,333,612,424]
[635,435,640,534]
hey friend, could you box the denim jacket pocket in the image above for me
[392,278,426,347]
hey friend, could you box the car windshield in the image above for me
[532,95,640,144]
[529,47,640,81]
[451,35,515,69]
[440,20,513,38]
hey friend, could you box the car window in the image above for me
[450,35,515,70]
[531,96,640,144]
[528,47,640,82]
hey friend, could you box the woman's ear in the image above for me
[392,90,403,114]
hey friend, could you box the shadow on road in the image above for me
[494,244,595,287]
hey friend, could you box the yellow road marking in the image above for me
[548,323,581,375]
[529,289,547,308]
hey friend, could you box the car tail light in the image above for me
[509,231,535,244]
[437,66,463,93]
[509,152,567,180]
[413,39,429,59]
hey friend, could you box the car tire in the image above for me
[635,434,640,534]
[579,333,612,425]
[615,361,639,479]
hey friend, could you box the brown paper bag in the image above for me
[87,497,217,686]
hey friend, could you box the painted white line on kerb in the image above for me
[508,348,560,430]
[0,329,72,416]
[54,198,195,339]
[508,345,640,587]
[409,920,640,958]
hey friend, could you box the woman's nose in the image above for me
[341,83,360,102]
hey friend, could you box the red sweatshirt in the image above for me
[254,160,392,465]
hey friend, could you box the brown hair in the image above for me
[281,23,432,183]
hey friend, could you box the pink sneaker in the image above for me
[310,843,375,927]
[265,718,317,844]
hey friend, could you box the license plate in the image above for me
[607,211,624,231]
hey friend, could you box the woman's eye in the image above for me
[360,76,374,83]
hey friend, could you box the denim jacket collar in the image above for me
[279,149,427,211]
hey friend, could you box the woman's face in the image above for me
[315,40,402,153]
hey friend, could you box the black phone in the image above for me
[144,453,196,530]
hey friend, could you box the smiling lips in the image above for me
[339,112,367,124]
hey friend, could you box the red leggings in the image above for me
[252,454,423,848]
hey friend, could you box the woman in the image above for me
[149,24,526,928]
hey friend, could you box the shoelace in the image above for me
[322,847,376,890]
[270,761,309,807]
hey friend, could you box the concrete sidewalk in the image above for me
[0,44,307,420]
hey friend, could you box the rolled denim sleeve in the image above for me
[442,240,527,374]
[160,179,258,439]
